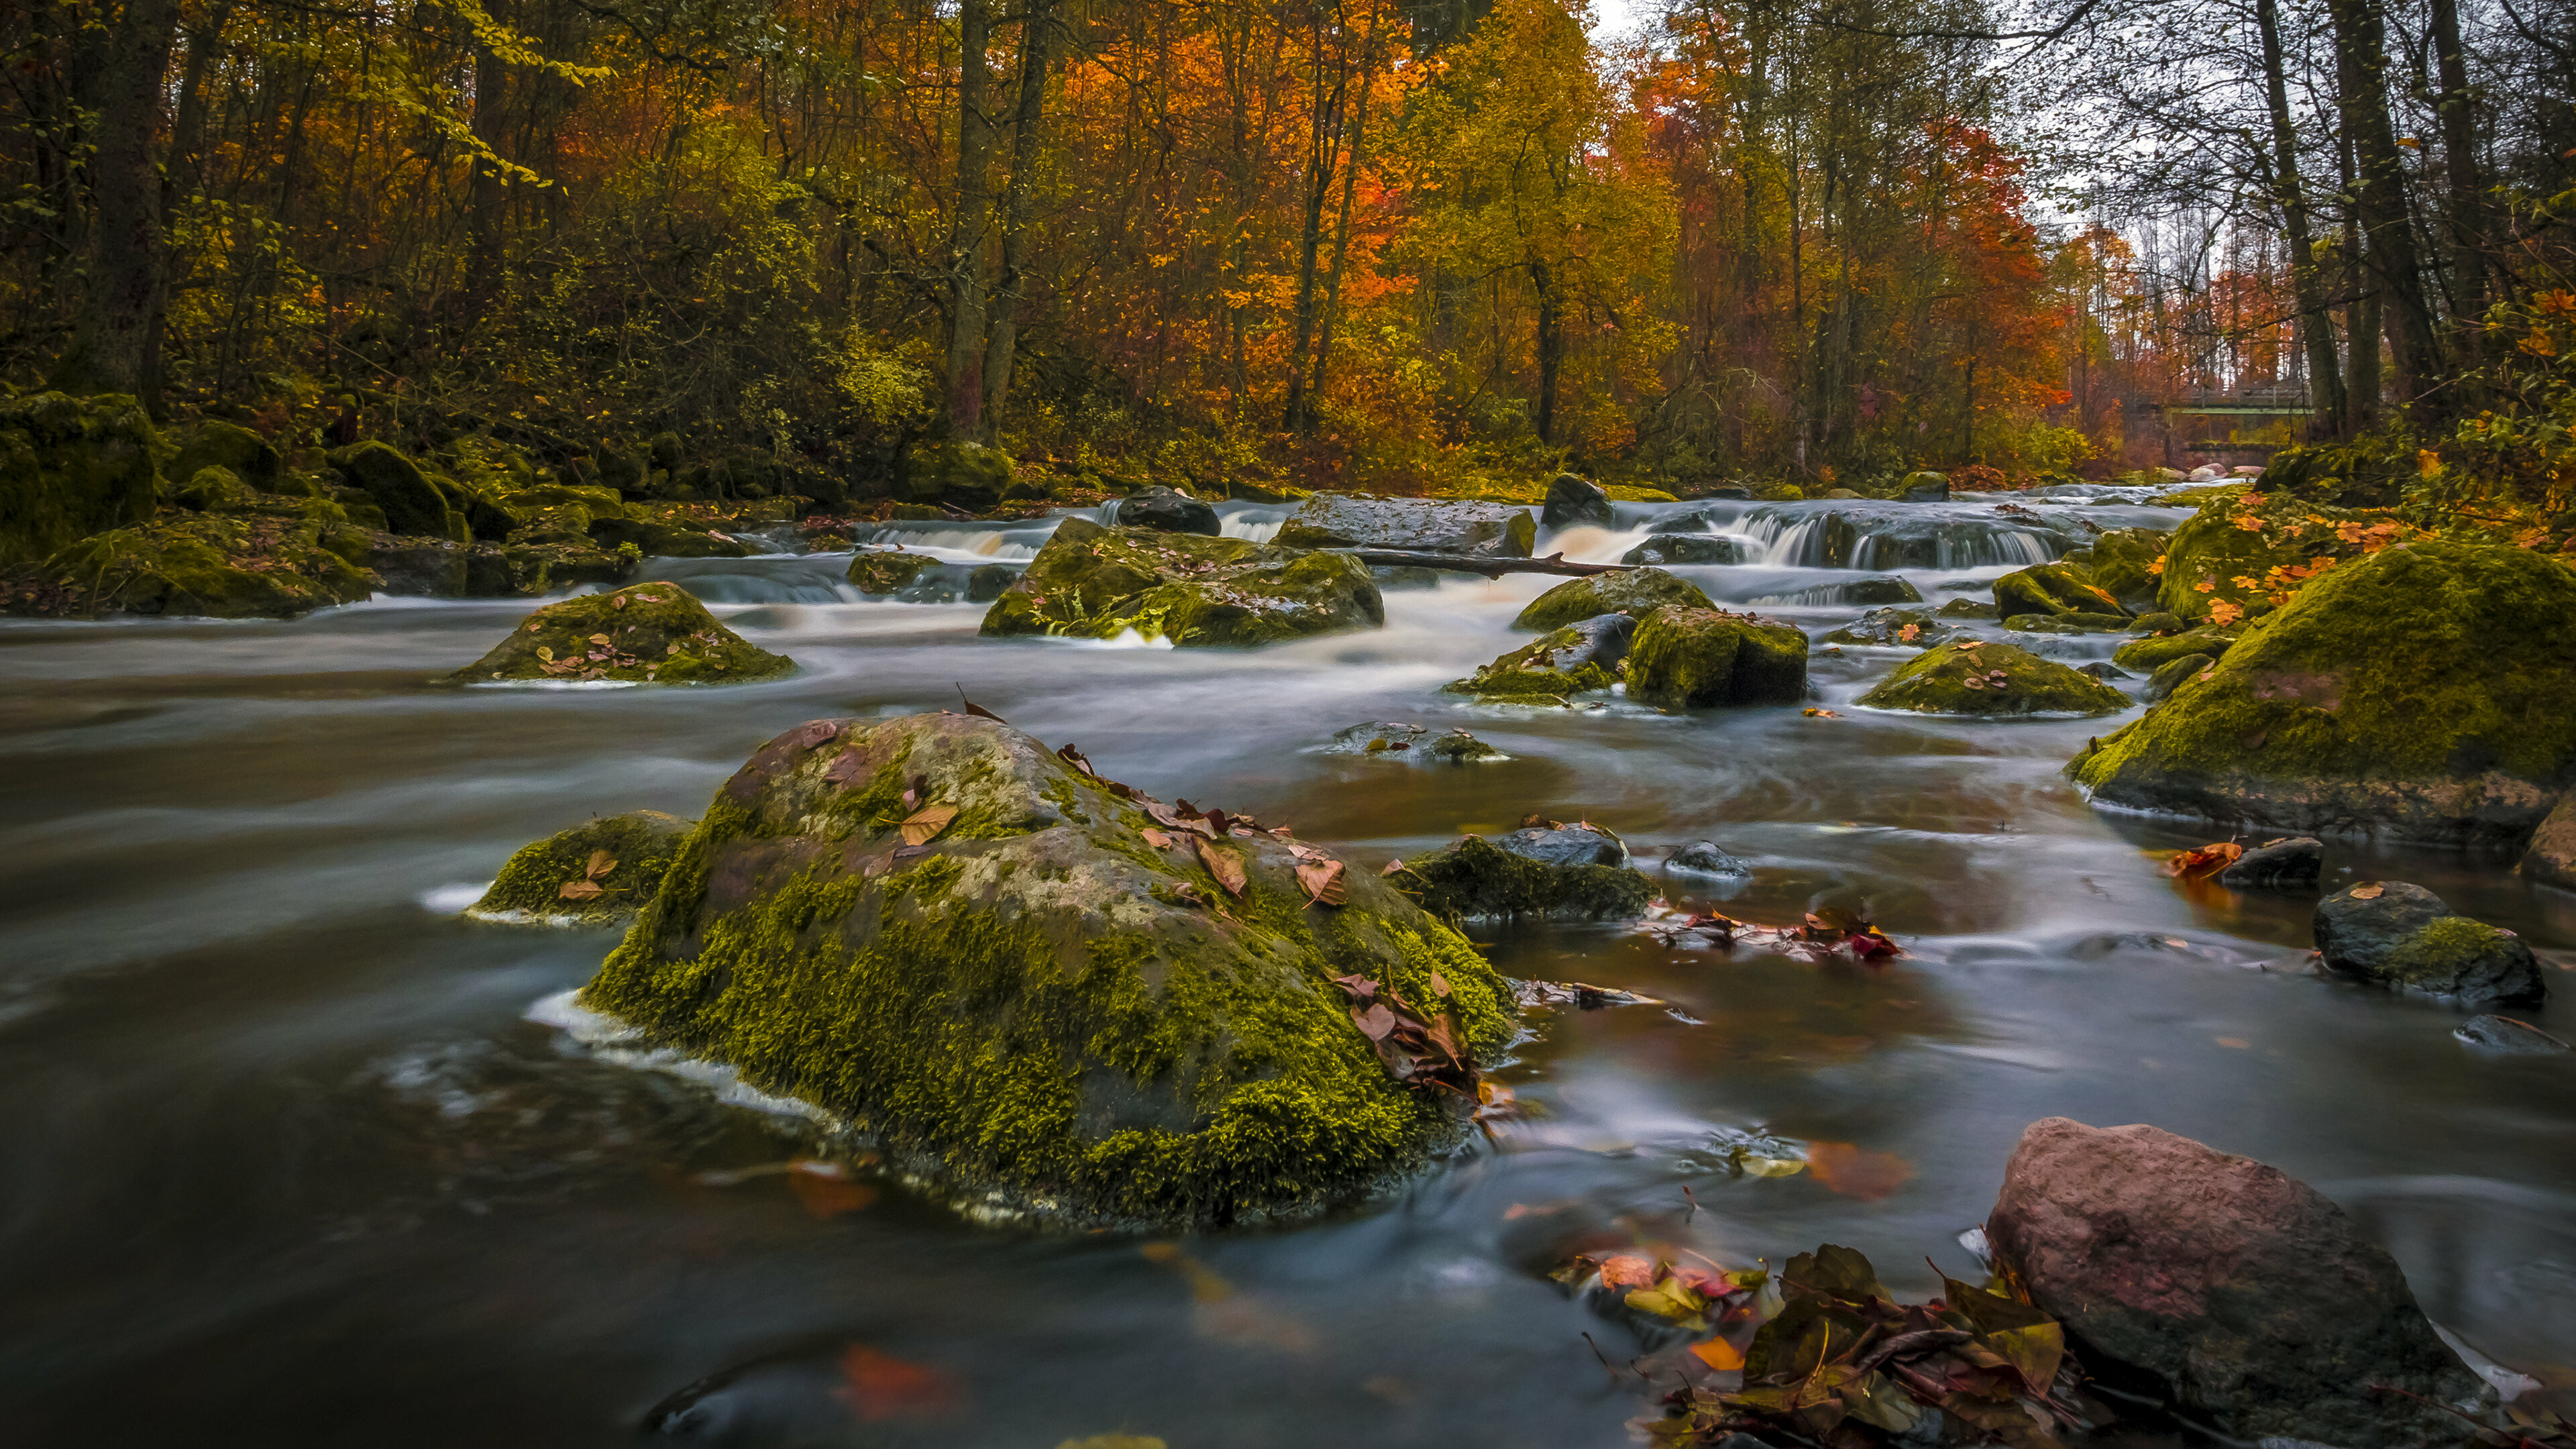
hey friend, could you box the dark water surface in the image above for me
[5,494,2572,1447]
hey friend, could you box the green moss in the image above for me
[1626,604,1808,708]
[19,506,374,619]
[1399,835,1654,920]
[2381,916,2521,989]
[2088,528,2171,609]
[850,549,941,594]
[2156,491,2383,621]
[1513,566,1713,630]
[2002,610,2131,634]
[446,582,794,684]
[1994,561,2127,620]
[980,516,1383,647]
[1444,626,1614,698]
[470,810,696,924]
[1860,639,2129,718]
[330,439,467,541]
[2070,539,2576,846]
[0,392,162,563]
[2114,623,2243,670]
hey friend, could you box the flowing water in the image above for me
[5,493,2573,1446]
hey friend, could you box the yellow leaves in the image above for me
[2206,598,2245,627]
[2194,576,2217,594]
[2230,574,2262,592]
[1690,1337,1747,1371]
[2147,553,2167,575]
[2232,513,2268,533]
[2165,841,2242,879]
[2418,447,2447,477]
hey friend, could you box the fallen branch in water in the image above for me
[1327,549,1635,577]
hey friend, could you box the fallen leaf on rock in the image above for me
[2350,882,2385,899]
[1140,827,1175,849]
[585,849,616,880]
[953,685,1005,722]
[833,1346,961,1422]
[1352,1003,1397,1040]
[1296,858,1346,906]
[2165,842,2243,879]
[1382,858,1406,875]
[900,805,959,847]
[1805,1142,1915,1201]
[1429,971,1450,996]
[1194,837,1246,898]
[558,879,604,900]
[822,749,866,786]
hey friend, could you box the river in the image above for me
[4,492,2571,1446]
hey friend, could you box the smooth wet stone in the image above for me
[2520,799,2576,892]
[1542,473,1613,529]
[1933,597,2000,621]
[1986,1118,2486,1449]
[1114,486,1220,536]
[1619,533,1741,566]
[470,810,696,925]
[2315,881,2544,1004]
[580,712,1516,1229]
[1835,575,1922,605]
[1513,567,1713,631]
[1273,494,1535,557]
[964,563,1014,602]
[2076,661,2133,682]
[1326,722,1500,761]
[981,517,1382,647]
[2142,652,2215,702]
[2218,836,2323,891]
[1400,834,1652,920]
[849,549,941,594]
[1494,824,1628,869]
[1664,840,1752,877]
[2454,1014,2571,1055]
[1625,606,1807,709]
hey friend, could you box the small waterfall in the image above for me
[861,525,1049,561]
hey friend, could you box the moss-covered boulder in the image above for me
[1861,639,2129,718]
[1397,833,1653,920]
[981,516,1382,647]
[1444,615,1632,700]
[2070,540,2576,848]
[2314,881,2544,1004]
[1325,722,1503,761]
[171,419,283,488]
[0,391,161,563]
[21,508,374,618]
[1626,605,1807,708]
[584,513,757,559]
[2143,653,2216,702]
[1513,566,1712,630]
[578,711,1515,1227]
[468,810,696,925]
[1994,561,2127,621]
[1822,606,1957,647]
[1275,494,1536,557]
[173,466,254,512]
[2087,528,2171,610]
[900,441,1012,512]
[330,440,466,542]
[2113,622,2242,671]
[849,549,942,594]
[447,584,794,684]
[1935,597,2000,620]
[2155,491,2385,621]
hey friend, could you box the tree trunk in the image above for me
[2428,0,2485,363]
[979,0,1054,441]
[1531,257,1562,445]
[2337,125,2383,431]
[1282,11,1343,434]
[1305,10,1378,423]
[2256,0,2347,433]
[945,0,996,435]
[48,0,184,399]
[2327,0,2443,404]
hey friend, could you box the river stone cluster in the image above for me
[1401,829,1654,920]
[449,583,795,684]
[1860,639,2129,718]
[1445,614,1633,700]
[981,516,1383,647]
[577,712,1515,1228]
[2070,539,2576,848]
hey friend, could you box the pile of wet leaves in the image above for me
[1644,904,1902,963]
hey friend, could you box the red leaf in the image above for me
[1194,836,1246,898]
[1352,1004,1397,1040]
[833,1346,961,1422]
[1296,858,1346,906]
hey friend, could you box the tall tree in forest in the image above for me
[48,0,183,400]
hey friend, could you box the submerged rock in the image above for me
[981,516,1382,647]
[2315,881,2544,1004]
[0,391,162,562]
[848,549,941,594]
[1837,576,1923,605]
[448,583,795,684]
[1985,1118,2485,1449]
[2217,836,2323,891]
[470,810,695,924]
[1859,639,2127,718]
[1371,564,1446,590]
[578,712,1515,1228]
[1274,494,1535,557]
[1994,561,2128,621]
[1619,533,1741,566]
[1664,840,1752,877]
[1114,486,1221,536]
[1626,606,1808,708]
[1542,473,1614,529]
[2520,799,2576,892]
[1399,833,1652,920]
[1821,606,1955,647]
[1515,566,1713,630]
[2454,1014,2571,1055]
[2069,541,2576,849]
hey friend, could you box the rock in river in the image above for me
[2314,881,2544,1004]
[577,712,1515,1227]
[1515,566,1713,631]
[470,810,695,925]
[2522,798,2576,892]
[1326,722,1503,761]
[1273,493,1534,557]
[1619,533,1742,566]
[1993,561,2128,623]
[2454,1014,2571,1055]
[1664,840,1752,877]
[2216,835,2322,891]
[981,516,1382,647]
[448,583,795,684]
[1114,486,1221,536]
[2069,540,2576,849]
[1445,613,1633,700]
[848,549,941,594]
[1399,829,1652,920]
[1542,472,1614,529]
[1985,1117,2487,1449]
[1858,639,2127,718]
[1625,606,1808,709]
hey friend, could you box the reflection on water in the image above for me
[1,486,2571,1445]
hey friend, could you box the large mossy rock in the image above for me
[1861,639,2129,717]
[981,516,1383,647]
[330,440,466,541]
[1399,832,1653,920]
[1994,561,2127,621]
[2155,491,2380,621]
[1542,473,1613,529]
[30,508,374,618]
[1114,486,1222,536]
[2070,540,2576,848]
[171,419,283,488]
[2314,881,2544,1004]
[1274,494,1536,557]
[1626,605,1807,708]
[1987,1118,2486,1449]
[585,513,757,559]
[0,392,162,563]
[1444,615,1631,699]
[1513,566,1712,630]
[2087,527,2170,610]
[447,583,794,684]
[899,441,1012,513]
[849,549,941,594]
[469,810,696,926]
[578,712,1515,1227]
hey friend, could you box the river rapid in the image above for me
[4,492,2572,1448]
